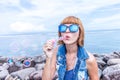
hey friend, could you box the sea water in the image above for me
[0,29,119,57]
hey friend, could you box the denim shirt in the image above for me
[56,45,89,80]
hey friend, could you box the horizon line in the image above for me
[0,28,120,36]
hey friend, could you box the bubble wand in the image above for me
[52,36,66,46]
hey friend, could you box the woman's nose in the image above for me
[66,28,70,32]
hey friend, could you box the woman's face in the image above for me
[60,24,80,45]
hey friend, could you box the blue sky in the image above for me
[0,0,120,35]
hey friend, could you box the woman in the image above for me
[42,16,99,80]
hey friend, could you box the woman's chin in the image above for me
[64,41,75,45]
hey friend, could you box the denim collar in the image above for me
[57,44,89,60]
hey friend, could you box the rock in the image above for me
[2,63,9,69]
[94,54,104,58]
[35,63,45,70]
[102,69,120,80]
[110,52,120,58]
[93,54,101,57]
[102,75,110,80]
[103,52,120,63]
[0,57,7,64]
[107,59,120,65]
[102,56,109,63]
[96,58,106,66]
[5,74,22,80]
[29,70,42,80]
[96,57,107,70]
[0,66,9,79]
[103,64,120,75]
[98,68,102,79]
[11,67,36,80]
[12,56,26,61]
[5,74,14,80]
[0,63,3,66]
[53,71,58,80]
[8,62,21,73]
[33,54,46,63]
[113,52,120,58]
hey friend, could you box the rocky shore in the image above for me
[0,51,120,80]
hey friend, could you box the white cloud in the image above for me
[0,0,20,6]
[10,21,46,32]
[92,13,120,24]
[1,0,120,17]
[86,13,120,30]
[17,0,120,18]
[0,0,120,34]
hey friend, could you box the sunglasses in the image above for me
[58,24,79,33]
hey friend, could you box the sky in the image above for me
[0,0,120,35]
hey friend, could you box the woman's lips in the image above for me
[65,36,70,40]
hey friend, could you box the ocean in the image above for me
[0,29,120,57]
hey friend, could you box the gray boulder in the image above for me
[103,64,120,75]
[35,63,45,70]
[11,67,36,80]
[102,69,120,80]
[29,70,42,80]
[0,66,9,79]
[33,54,46,63]
[107,59,120,65]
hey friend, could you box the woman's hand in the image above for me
[42,39,57,80]
[43,39,55,58]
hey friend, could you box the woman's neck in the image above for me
[65,43,78,55]
[65,43,78,70]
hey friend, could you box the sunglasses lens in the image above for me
[59,25,67,32]
[70,24,79,32]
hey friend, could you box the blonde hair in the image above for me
[58,16,85,46]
